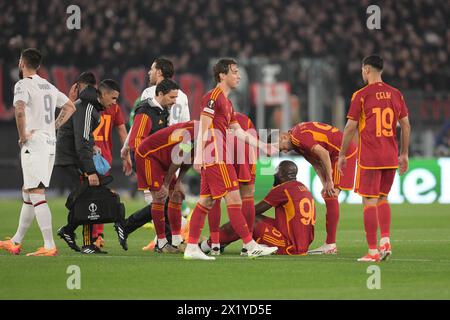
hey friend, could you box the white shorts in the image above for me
[21,131,56,189]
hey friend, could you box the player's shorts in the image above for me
[234,163,256,185]
[21,131,55,189]
[135,154,175,191]
[354,166,396,198]
[200,163,239,199]
[332,150,356,190]
[253,216,312,255]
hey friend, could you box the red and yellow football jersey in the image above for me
[129,113,150,152]
[347,82,409,168]
[263,181,316,255]
[93,104,125,165]
[289,122,357,163]
[200,87,238,165]
[136,121,195,171]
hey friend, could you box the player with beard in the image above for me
[0,48,75,256]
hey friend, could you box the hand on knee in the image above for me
[199,197,214,210]
[224,190,242,206]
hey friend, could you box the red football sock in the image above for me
[242,196,255,233]
[188,203,209,244]
[227,204,252,244]
[92,224,100,239]
[168,201,182,235]
[363,205,379,250]
[324,197,339,244]
[219,222,240,245]
[151,203,166,239]
[377,200,391,238]
[92,224,104,238]
[208,200,221,244]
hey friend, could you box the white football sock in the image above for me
[186,243,198,252]
[369,249,379,256]
[211,243,220,249]
[380,237,390,246]
[157,237,168,248]
[243,239,257,251]
[29,193,55,249]
[172,234,183,247]
[144,191,153,204]
[11,192,35,244]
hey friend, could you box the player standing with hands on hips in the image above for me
[338,55,411,262]
[0,48,75,256]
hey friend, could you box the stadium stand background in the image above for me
[0,0,449,190]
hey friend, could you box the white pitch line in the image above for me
[28,254,450,264]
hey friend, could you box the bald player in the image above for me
[212,160,316,255]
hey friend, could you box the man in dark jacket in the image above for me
[56,76,121,254]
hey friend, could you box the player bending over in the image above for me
[278,121,357,255]
[122,121,195,253]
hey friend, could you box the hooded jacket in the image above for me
[55,85,103,174]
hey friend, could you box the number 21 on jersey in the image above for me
[93,115,111,141]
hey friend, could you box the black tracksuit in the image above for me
[55,85,102,247]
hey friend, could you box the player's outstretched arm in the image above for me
[231,122,278,156]
[55,100,76,130]
[398,116,411,175]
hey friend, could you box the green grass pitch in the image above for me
[1,197,449,299]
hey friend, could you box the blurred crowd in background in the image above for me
[2,0,448,94]
[0,0,449,159]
